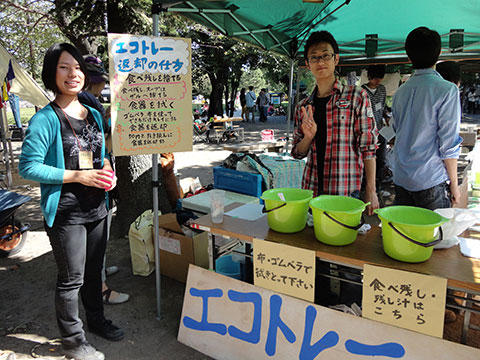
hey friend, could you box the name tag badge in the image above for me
[78,151,94,169]
[336,99,350,108]
[367,107,374,118]
[375,102,382,112]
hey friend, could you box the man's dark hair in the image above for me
[367,64,386,79]
[436,61,461,84]
[42,43,90,94]
[248,86,254,91]
[304,31,339,59]
[405,27,441,69]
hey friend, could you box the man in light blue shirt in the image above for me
[245,85,256,122]
[392,26,462,209]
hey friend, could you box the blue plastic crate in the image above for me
[213,166,263,198]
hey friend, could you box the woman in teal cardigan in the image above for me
[19,43,123,360]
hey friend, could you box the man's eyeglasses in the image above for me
[308,53,335,63]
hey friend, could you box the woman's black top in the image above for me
[52,103,107,225]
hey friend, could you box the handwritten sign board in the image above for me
[362,264,447,338]
[253,238,315,302]
[178,265,480,360]
[107,34,192,156]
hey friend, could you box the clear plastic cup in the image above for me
[210,190,225,224]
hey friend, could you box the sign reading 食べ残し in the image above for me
[362,264,447,338]
[108,34,192,156]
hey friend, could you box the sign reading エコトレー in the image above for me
[108,34,192,156]
[178,265,480,360]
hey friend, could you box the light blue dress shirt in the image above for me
[392,68,462,192]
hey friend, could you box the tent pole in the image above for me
[0,106,12,188]
[294,68,301,113]
[285,58,296,153]
[152,10,161,320]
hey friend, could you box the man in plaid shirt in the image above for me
[291,31,379,215]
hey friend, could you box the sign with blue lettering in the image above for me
[178,265,480,360]
[108,34,192,156]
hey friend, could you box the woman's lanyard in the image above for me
[60,107,94,169]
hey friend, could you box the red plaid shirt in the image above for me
[291,80,378,197]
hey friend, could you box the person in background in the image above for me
[467,87,476,114]
[436,61,461,87]
[392,27,462,210]
[291,30,379,214]
[361,65,388,195]
[19,43,124,360]
[258,88,269,122]
[160,152,181,209]
[201,100,209,118]
[239,88,247,121]
[78,55,129,306]
[245,85,256,122]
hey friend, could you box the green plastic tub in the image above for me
[261,188,313,233]
[374,206,449,263]
[309,195,369,246]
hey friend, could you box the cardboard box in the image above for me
[156,213,209,282]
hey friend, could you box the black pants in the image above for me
[259,105,267,122]
[376,135,387,185]
[45,217,108,348]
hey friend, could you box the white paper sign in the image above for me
[159,235,181,255]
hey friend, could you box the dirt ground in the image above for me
[1,115,480,359]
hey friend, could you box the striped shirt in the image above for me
[361,83,386,129]
[291,80,378,197]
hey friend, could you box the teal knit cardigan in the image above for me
[18,103,106,227]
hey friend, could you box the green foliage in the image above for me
[0,0,68,80]
[239,68,267,92]
[52,0,107,54]
[257,52,291,92]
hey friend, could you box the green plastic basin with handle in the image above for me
[261,188,313,233]
[374,206,449,263]
[309,195,369,246]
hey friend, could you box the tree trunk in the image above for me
[208,79,224,118]
[224,84,229,116]
[229,85,238,117]
[105,1,173,238]
[111,155,172,238]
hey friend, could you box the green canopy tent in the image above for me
[162,0,480,63]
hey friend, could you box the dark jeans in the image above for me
[45,217,108,348]
[394,181,451,210]
[259,105,268,122]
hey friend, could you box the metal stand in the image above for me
[0,106,13,188]
[152,8,161,320]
